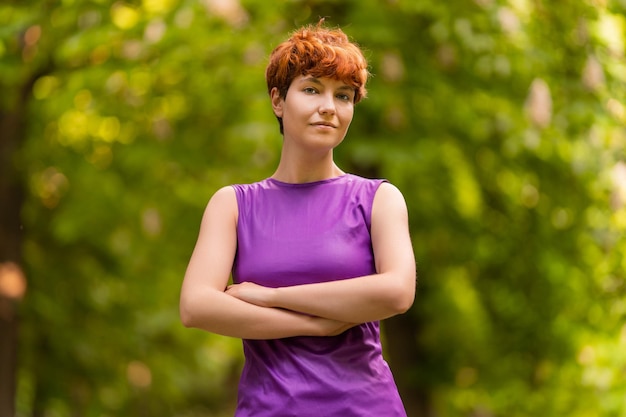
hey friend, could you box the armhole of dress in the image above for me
[230,184,242,229]
[367,179,389,232]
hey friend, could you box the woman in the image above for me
[180,21,416,417]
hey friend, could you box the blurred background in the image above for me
[1,0,625,416]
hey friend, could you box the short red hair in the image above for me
[266,21,369,104]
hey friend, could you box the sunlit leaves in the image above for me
[32,75,61,99]
[440,142,483,219]
[111,3,140,30]
[3,0,625,416]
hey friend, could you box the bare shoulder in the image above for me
[375,181,404,198]
[209,185,237,206]
[203,185,238,224]
[373,182,408,215]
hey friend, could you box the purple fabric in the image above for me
[231,174,406,417]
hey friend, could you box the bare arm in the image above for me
[179,186,355,339]
[226,183,416,323]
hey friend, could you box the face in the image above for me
[271,75,355,153]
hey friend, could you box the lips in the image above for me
[311,121,336,128]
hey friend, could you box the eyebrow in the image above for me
[300,77,355,92]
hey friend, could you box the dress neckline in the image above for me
[266,174,350,188]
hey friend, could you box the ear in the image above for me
[270,87,284,118]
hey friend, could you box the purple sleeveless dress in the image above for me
[231,174,406,417]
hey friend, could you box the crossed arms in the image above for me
[179,183,416,340]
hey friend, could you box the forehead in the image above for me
[292,75,354,90]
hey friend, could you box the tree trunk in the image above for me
[0,114,24,417]
[0,70,36,416]
[384,312,435,417]
[0,299,19,417]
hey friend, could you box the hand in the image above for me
[316,318,358,336]
[225,282,275,307]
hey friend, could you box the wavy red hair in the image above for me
[266,21,369,104]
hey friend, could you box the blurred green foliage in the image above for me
[1,0,625,416]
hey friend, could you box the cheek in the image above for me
[340,108,354,125]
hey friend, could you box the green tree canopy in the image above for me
[0,0,624,416]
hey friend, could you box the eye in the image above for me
[303,87,318,94]
[336,93,352,101]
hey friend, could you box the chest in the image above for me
[233,193,375,287]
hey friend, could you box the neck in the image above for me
[271,148,344,184]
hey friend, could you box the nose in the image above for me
[318,92,336,115]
